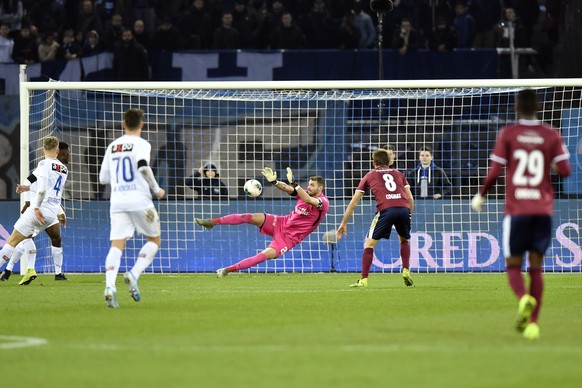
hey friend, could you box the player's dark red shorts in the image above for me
[502,215,552,258]
[366,207,411,240]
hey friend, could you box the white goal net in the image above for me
[20,77,582,274]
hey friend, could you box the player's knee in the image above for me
[50,237,62,247]
[147,236,161,247]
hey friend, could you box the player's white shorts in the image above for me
[110,208,161,240]
[13,208,58,237]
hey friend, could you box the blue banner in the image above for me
[0,49,498,95]
[0,199,580,273]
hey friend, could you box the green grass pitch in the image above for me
[2,273,581,387]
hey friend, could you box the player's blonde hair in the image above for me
[43,136,59,151]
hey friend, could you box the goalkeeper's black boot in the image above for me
[55,273,68,281]
[195,218,215,231]
[0,269,11,281]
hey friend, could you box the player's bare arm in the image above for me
[404,186,414,214]
[336,191,364,240]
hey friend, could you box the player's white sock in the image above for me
[52,246,63,274]
[130,242,159,279]
[21,239,37,270]
[6,242,25,271]
[105,247,122,291]
[0,243,15,269]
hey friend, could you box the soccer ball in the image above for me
[243,179,262,198]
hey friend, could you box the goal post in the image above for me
[19,74,582,274]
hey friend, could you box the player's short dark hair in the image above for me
[419,146,432,154]
[373,149,390,166]
[59,142,69,150]
[310,176,325,188]
[124,109,144,130]
[516,89,539,116]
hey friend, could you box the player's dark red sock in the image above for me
[228,252,268,272]
[361,248,374,278]
[400,240,410,269]
[507,265,526,298]
[529,267,544,323]
[213,214,252,225]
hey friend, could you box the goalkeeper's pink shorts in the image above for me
[259,213,297,257]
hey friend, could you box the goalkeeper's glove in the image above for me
[286,167,298,187]
[471,193,485,212]
[261,167,277,184]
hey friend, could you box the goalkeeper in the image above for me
[195,167,329,277]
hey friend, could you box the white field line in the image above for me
[0,335,48,350]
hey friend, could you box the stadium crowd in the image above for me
[0,0,563,77]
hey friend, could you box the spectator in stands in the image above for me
[302,0,337,49]
[83,29,102,56]
[0,0,24,34]
[185,162,228,199]
[178,0,213,50]
[428,15,458,53]
[76,0,103,37]
[252,2,275,49]
[408,146,452,199]
[271,12,305,49]
[212,11,241,49]
[269,0,286,28]
[452,0,476,48]
[337,10,360,49]
[0,22,13,62]
[11,23,38,64]
[471,0,502,48]
[27,0,65,36]
[38,31,60,62]
[128,0,158,37]
[151,17,184,52]
[133,19,150,49]
[96,0,117,26]
[232,0,257,48]
[101,13,123,51]
[57,29,81,60]
[417,0,453,40]
[351,0,375,48]
[391,18,423,55]
[112,27,149,81]
[495,6,528,78]
[495,6,528,48]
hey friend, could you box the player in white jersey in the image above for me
[99,108,165,308]
[1,142,71,282]
[0,136,68,285]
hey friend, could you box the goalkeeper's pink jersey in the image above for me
[279,193,329,244]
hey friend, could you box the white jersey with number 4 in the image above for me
[33,157,68,220]
[100,134,154,213]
